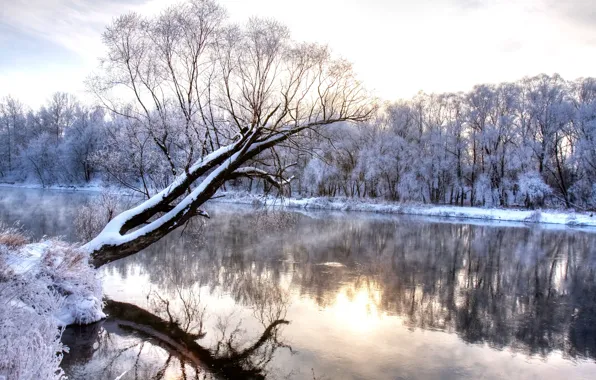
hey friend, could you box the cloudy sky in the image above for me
[1,0,595,107]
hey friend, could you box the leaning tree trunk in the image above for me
[85,119,367,268]
[84,5,374,268]
[85,132,253,267]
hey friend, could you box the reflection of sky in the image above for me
[100,263,596,380]
[3,188,596,379]
[2,0,596,107]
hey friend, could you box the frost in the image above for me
[518,171,552,208]
[3,240,105,326]
[0,277,66,380]
[0,225,104,379]
[211,191,596,228]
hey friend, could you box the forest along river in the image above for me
[2,188,596,380]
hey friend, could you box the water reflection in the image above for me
[93,208,596,378]
[62,295,290,380]
[113,212,596,359]
[2,188,596,379]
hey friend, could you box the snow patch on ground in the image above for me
[212,192,596,228]
[2,238,105,326]
[0,234,105,379]
[1,232,105,379]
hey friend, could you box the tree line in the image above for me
[1,74,596,209]
[303,74,596,209]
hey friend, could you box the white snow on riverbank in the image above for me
[1,227,105,379]
[212,192,596,228]
[2,239,105,326]
[0,181,105,193]
[2,184,595,228]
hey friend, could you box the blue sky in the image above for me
[1,0,595,107]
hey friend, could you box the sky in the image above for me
[1,0,596,108]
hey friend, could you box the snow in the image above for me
[114,371,129,380]
[82,142,243,253]
[1,231,105,379]
[212,192,596,228]
[4,242,45,275]
[6,142,246,255]
[2,240,105,326]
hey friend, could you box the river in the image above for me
[2,187,596,379]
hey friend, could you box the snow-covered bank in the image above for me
[4,240,105,326]
[3,184,595,228]
[0,181,105,193]
[0,226,104,379]
[212,192,596,228]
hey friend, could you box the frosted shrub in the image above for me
[0,225,104,379]
[0,271,66,380]
[397,172,423,202]
[41,241,105,325]
[19,132,62,187]
[0,224,28,248]
[518,171,552,208]
[474,174,496,207]
[74,189,126,241]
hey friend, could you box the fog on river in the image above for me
[2,187,596,380]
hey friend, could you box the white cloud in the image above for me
[0,66,91,108]
[0,0,178,106]
[1,0,595,106]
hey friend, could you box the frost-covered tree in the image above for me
[19,133,61,187]
[60,106,104,183]
[0,96,26,176]
[38,92,77,143]
[4,62,596,209]
[84,0,374,266]
[284,74,596,209]
[569,78,596,208]
[523,74,575,207]
[517,171,552,208]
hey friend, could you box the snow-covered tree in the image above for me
[84,0,374,267]
[517,171,552,208]
[0,96,27,176]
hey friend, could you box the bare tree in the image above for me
[0,96,26,174]
[39,92,77,143]
[85,0,374,267]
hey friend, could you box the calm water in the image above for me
[2,187,596,379]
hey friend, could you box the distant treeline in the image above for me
[1,74,596,209]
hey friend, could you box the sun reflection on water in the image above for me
[329,280,389,332]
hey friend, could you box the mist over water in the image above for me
[2,187,596,379]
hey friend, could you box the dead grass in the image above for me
[0,233,29,248]
[0,223,29,248]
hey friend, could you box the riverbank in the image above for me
[213,191,596,228]
[0,225,104,379]
[2,183,595,228]
[0,182,104,193]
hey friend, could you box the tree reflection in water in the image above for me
[63,273,291,379]
[63,206,596,379]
